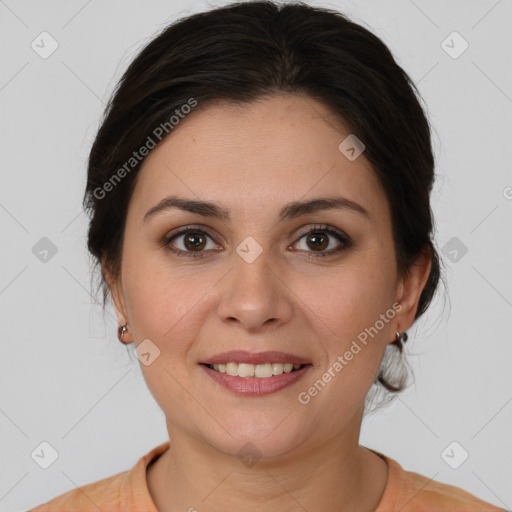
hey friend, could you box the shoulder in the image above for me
[375,451,507,512]
[27,471,126,511]
[28,441,170,512]
[397,467,506,511]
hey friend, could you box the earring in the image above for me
[394,331,408,347]
[118,323,128,342]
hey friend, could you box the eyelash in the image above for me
[161,224,353,260]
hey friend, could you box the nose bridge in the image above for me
[217,235,292,330]
[232,236,276,302]
[237,237,273,286]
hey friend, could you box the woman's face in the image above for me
[106,93,429,459]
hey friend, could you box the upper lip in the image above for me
[200,350,311,365]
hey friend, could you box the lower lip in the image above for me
[200,364,311,396]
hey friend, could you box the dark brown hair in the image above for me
[83,0,444,410]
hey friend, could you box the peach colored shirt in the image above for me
[29,441,506,511]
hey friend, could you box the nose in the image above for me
[216,247,294,333]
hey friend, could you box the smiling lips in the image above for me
[199,350,312,395]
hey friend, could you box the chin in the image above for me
[202,419,306,462]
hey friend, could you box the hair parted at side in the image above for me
[83,0,445,412]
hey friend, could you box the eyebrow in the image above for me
[143,195,371,223]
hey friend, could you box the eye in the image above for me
[162,224,352,259]
[162,227,219,258]
[292,224,352,258]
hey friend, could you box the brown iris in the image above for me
[306,232,329,251]
[184,231,207,251]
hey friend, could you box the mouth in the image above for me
[198,351,312,395]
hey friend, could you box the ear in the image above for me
[101,257,132,342]
[394,246,432,333]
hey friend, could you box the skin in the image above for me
[104,93,431,512]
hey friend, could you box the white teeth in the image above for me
[238,363,254,378]
[225,362,238,376]
[255,363,272,378]
[210,362,304,378]
[271,363,284,375]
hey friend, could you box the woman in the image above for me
[29,1,506,510]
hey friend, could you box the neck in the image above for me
[146,408,388,512]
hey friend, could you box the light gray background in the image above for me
[1,0,511,510]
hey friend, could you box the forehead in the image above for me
[129,94,388,223]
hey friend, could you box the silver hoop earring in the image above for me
[395,331,408,345]
[118,323,128,342]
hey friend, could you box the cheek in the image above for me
[122,247,211,339]
[294,260,394,336]
[294,265,396,401]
